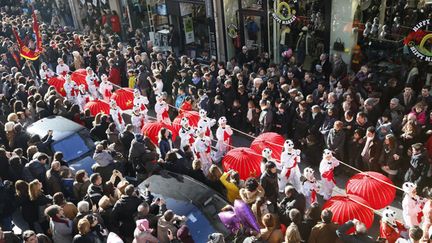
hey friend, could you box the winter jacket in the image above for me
[405,152,430,188]
[93,151,114,167]
[260,171,279,205]
[278,191,307,225]
[87,184,103,206]
[336,220,375,243]
[46,169,63,195]
[308,221,339,243]
[112,195,144,238]
[157,216,186,243]
[23,160,47,183]
[239,187,265,205]
[326,128,346,159]
[220,172,240,203]
[50,218,73,243]
[73,181,91,201]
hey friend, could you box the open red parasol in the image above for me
[323,195,374,234]
[346,171,396,210]
[172,110,200,133]
[141,121,178,146]
[222,147,262,180]
[250,132,284,160]
[48,76,66,96]
[111,88,134,110]
[71,69,89,88]
[84,99,110,116]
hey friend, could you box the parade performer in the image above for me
[261,148,275,174]
[178,117,195,150]
[133,88,149,121]
[402,182,425,227]
[85,67,100,99]
[131,106,145,134]
[319,149,340,200]
[214,116,233,163]
[76,84,90,112]
[110,100,125,132]
[197,109,216,139]
[155,93,170,124]
[379,207,406,243]
[63,73,78,103]
[193,125,212,176]
[279,139,302,193]
[302,167,320,209]
[99,74,113,102]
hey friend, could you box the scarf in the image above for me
[52,215,69,226]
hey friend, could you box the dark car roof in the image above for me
[26,116,85,141]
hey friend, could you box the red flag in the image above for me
[12,12,43,60]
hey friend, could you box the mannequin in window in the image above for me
[246,16,259,42]
[295,26,312,66]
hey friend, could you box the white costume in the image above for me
[279,140,302,193]
[63,74,78,102]
[402,182,424,227]
[131,107,145,134]
[197,109,216,139]
[178,117,195,150]
[319,149,340,200]
[155,93,170,124]
[99,74,113,102]
[110,100,125,132]
[76,84,90,112]
[213,117,233,163]
[193,126,212,176]
[56,63,70,76]
[302,167,320,209]
[261,148,276,174]
[85,68,100,99]
[39,63,54,80]
[133,89,149,121]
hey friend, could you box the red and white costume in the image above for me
[133,89,149,121]
[213,117,233,163]
[56,58,70,76]
[110,100,125,132]
[99,74,113,102]
[379,207,406,243]
[63,74,78,102]
[178,117,195,150]
[302,167,320,209]
[39,62,54,80]
[76,84,90,112]
[85,67,100,99]
[261,148,277,174]
[155,93,170,124]
[402,182,425,227]
[131,107,145,134]
[279,140,302,193]
[193,126,212,176]
[197,109,216,139]
[319,149,340,200]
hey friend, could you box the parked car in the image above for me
[26,116,96,174]
[140,171,232,242]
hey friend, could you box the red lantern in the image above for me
[71,69,89,89]
[141,121,178,146]
[222,147,262,180]
[250,132,284,160]
[48,76,66,96]
[172,111,200,133]
[111,88,134,110]
[84,99,110,116]
[346,171,396,210]
[323,195,374,234]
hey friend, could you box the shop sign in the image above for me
[405,19,432,61]
[183,16,195,44]
[271,0,297,25]
[227,24,239,38]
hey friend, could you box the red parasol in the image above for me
[48,76,66,96]
[172,110,200,133]
[346,171,396,210]
[111,88,134,110]
[71,69,89,89]
[141,121,178,146]
[250,132,284,161]
[222,147,262,180]
[84,99,110,116]
[323,195,374,234]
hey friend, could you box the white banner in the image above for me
[183,16,195,44]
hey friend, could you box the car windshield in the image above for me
[52,133,91,161]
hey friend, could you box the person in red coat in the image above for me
[108,59,121,86]
[179,96,193,115]
[110,11,121,34]
[379,207,406,243]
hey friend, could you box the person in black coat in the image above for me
[336,219,375,243]
[188,159,209,185]
[278,185,306,226]
[90,115,109,141]
[12,123,29,152]
[120,125,135,155]
[260,161,279,208]
[111,185,144,239]
[86,173,104,207]
[405,143,430,191]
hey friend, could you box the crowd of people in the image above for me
[1,1,432,243]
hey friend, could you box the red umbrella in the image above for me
[71,69,89,89]
[323,195,374,234]
[48,76,66,96]
[84,99,110,116]
[111,88,134,110]
[346,171,396,210]
[222,147,262,180]
[250,132,284,160]
[172,110,200,133]
[141,121,178,146]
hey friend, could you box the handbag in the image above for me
[333,38,345,52]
